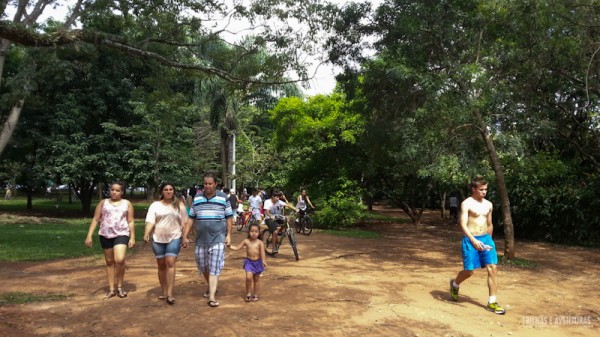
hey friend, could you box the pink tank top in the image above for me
[98,199,131,238]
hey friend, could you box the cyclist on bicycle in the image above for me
[263,189,298,253]
[295,189,315,223]
[248,190,263,223]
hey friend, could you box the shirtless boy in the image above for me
[449,176,506,314]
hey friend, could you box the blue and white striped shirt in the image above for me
[189,191,233,245]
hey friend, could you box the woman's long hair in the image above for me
[158,182,180,212]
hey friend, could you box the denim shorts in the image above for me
[99,235,129,249]
[152,237,182,259]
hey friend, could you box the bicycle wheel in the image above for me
[236,214,244,231]
[302,216,313,235]
[260,229,275,255]
[294,216,302,233]
[287,229,300,261]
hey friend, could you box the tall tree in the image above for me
[0,0,87,156]
[0,0,338,157]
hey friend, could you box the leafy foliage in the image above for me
[313,177,365,229]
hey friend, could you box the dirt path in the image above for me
[1,208,598,337]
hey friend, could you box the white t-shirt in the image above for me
[248,195,262,209]
[145,201,188,243]
[263,199,286,219]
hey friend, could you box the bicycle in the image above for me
[260,213,299,261]
[294,208,315,235]
[236,207,257,231]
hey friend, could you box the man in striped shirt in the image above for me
[183,172,233,308]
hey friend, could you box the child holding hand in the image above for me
[228,223,266,302]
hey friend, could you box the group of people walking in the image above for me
[85,174,505,315]
[84,173,307,307]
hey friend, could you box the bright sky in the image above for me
[4,0,382,96]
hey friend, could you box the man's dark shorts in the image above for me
[266,218,285,232]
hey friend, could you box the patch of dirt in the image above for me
[0,207,598,336]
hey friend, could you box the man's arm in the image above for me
[459,200,484,251]
[182,217,193,247]
[225,216,233,245]
[284,202,298,211]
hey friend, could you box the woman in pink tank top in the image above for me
[85,182,135,299]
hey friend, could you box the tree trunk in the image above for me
[220,133,230,188]
[439,191,447,219]
[26,187,33,209]
[78,180,97,217]
[0,99,25,157]
[476,109,515,259]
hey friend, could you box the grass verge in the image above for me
[497,255,539,269]
[0,292,70,304]
[0,216,144,262]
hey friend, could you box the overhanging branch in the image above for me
[0,20,308,85]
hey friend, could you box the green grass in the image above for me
[322,229,380,239]
[0,292,70,304]
[0,217,145,262]
[0,197,152,217]
[361,211,411,223]
[497,255,539,269]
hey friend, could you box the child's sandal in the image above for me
[117,287,128,298]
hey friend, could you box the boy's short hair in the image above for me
[469,176,488,189]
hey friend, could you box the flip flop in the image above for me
[251,295,259,302]
[167,297,176,305]
[158,294,167,300]
[104,290,116,300]
[208,300,220,307]
[117,288,128,298]
[244,295,252,302]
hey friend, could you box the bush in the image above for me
[314,179,365,229]
[504,152,600,246]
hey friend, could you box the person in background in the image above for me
[263,189,298,254]
[247,189,263,224]
[449,194,459,224]
[144,182,188,305]
[85,182,135,299]
[295,189,315,224]
[186,185,197,241]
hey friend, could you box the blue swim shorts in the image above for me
[462,234,498,270]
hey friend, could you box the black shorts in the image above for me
[265,218,285,232]
[99,235,130,249]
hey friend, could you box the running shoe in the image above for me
[449,279,459,301]
[486,302,506,315]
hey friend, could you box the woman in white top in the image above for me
[144,182,188,305]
